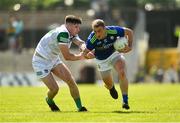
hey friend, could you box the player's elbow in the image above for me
[125,28,133,37]
[127,29,133,37]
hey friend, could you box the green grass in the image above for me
[0,83,180,122]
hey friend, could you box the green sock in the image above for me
[46,97,55,105]
[74,97,82,109]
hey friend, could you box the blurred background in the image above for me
[0,0,180,86]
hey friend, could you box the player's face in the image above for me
[69,24,80,36]
[93,26,106,40]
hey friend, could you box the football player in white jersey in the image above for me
[32,15,87,112]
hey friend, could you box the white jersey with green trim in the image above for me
[35,24,79,60]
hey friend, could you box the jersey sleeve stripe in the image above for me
[107,30,117,34]
[90,35,96,44]
[60,37,69,42]
[58,40,68,43]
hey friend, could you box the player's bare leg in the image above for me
[41,73,60,111]
[114,58,130,109]
[101,71,118,99]
[52,63,87,112]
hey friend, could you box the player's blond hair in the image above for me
[92,19,105,29]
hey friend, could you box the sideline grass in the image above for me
[0,83,180,122]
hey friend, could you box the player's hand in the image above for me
[79,51,95,60]
[82,51,95,59]
[85,51,95,59]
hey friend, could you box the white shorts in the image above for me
[95,51,125,72]
[32,54,62,79]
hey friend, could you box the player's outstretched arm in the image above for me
[59,44,84,61]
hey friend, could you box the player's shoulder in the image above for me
[106,26,124,35]
[55,25,71,38]
[54,25,71,43]
[56,25,69,33]
[106,25,124,30]
[106,26,118,35]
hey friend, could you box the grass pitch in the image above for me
[0,83,180,122]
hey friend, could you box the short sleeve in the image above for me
[116,26,125,37]
[57,32,69,44]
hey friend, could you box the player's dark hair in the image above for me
[92,19,105,29]
[65,15,82,24]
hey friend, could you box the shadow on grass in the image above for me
[84,110,154,114]
[112,110,154,114]
[44,110,154,114]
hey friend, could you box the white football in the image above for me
[113,37,128,51]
